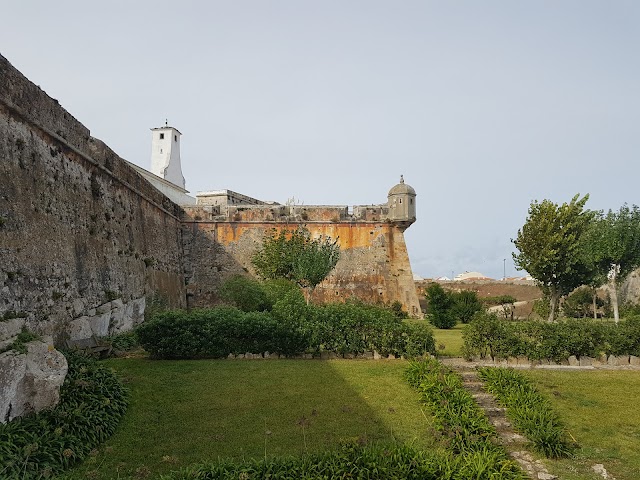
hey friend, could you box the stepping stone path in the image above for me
[451,365,557,480]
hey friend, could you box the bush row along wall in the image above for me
[0,53,186,343]
[180,218,422,317]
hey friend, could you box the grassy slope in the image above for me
[523,370,640,480]
[64,359,435,479]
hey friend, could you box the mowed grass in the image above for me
[431,323,465,356]
[523,370,640,480]
[63,359,435,479]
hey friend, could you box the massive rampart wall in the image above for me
[181,207,422,317]
[0,54,186,342]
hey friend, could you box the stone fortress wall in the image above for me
[182,213,421,316]
[0,54,186,343]
[181,173,420,316]
[0,52,421,421]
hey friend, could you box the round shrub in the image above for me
[219,275,270,312]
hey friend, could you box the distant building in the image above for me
[453,271,493,281]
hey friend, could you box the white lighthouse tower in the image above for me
[150,122,185,189]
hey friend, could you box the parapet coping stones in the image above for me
[225,350,402,360]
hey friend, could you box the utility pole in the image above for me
[503,259,506,281]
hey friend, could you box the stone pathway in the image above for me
[441,356,640,371]
[446,358,624,479]
[451,364,557,480]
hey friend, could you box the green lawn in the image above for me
[63,359,436,479]
[431,323,465,356]
[523,370,640,480]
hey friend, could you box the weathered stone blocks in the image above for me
[0,337,67,423]
[68,316,93,341]
[67,296,146,341]
[579,356,593,367]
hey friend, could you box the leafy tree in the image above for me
[450,290,484,323]
[252,227,340,303]
[562,286,600,318]
[496,295,517,321]
[531,295,550,320]
[425,283,456,329]
[262,278,301,306]
[512,194,594,321]
[219,275,270,312]
[580,205,640,322]
[389,300,409,319]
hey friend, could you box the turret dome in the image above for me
[388,175,416,196]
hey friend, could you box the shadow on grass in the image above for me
[63,358,433,479]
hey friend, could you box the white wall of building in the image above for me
[150,126,185,189]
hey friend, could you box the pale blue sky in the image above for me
[2,1,639,279]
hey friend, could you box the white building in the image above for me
[453,271,492,281]
[126,122,196,206]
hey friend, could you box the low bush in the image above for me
[0,352,128,479]
[309,302,435,356]
[218,275,270,312]
[608,316,640,356]
[137,301,436,359]
[137,307,308,358]
[262,278,301,308]
[105,331,139,352]
[462,314,640,361]
[405,359,524,478]
[160,440,525,480]
[477,367,575,458]
[461,311,516,360]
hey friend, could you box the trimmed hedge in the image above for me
[477,367,575,458]
[462,312,640,361]
[0,352,128,479]
[137,307,307,358]
[137,303,435,359]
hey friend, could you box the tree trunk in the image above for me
[303,287,310,305]
[592,289,598,319]
[548,290,560,322]
[610,270,620,323]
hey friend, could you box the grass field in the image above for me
[431,323,465,356]
[60,350,640,480]
[63,359,436,479]
[523,370,640,480]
